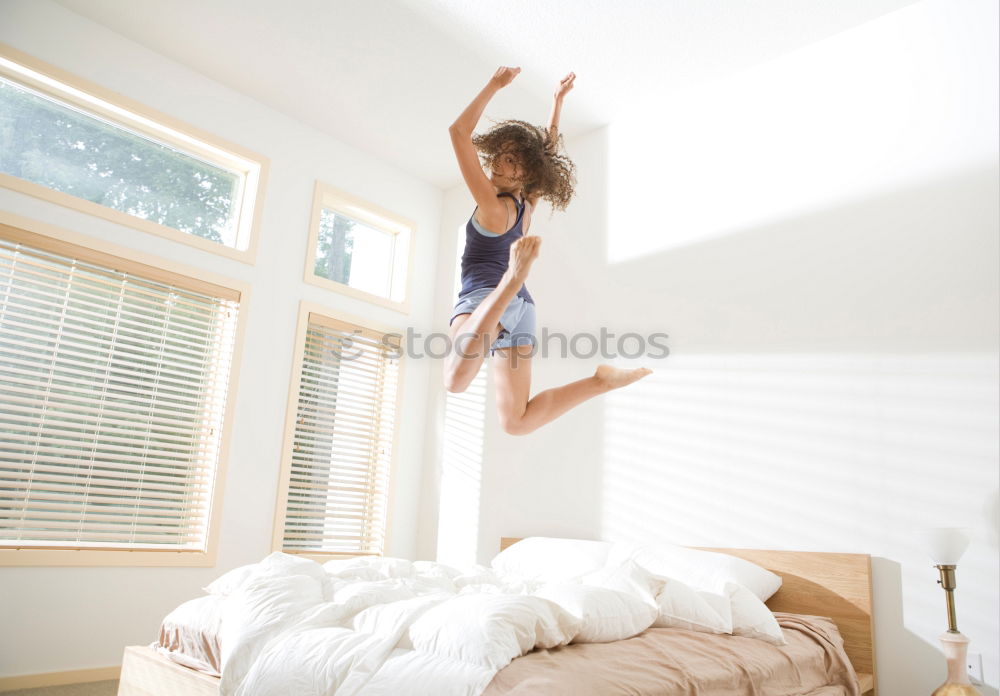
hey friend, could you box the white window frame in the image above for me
[0,43,269,265]
[304,181,415,314]
[272,301,405,561]
[0,210,250,567]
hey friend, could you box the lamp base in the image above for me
[932,631,981,696]
[932,686,981,696]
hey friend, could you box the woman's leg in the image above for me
[444,235,541,394]
[491,346,653,435]
[445,312,502,393]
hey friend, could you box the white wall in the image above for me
[431,0,1000,694]
[0,0,442,677]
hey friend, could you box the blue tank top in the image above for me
[458,192,534,304]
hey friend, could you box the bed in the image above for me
[117,538,876,696]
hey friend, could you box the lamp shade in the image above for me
[919,527,971,565]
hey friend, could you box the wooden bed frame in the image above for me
[500,537,877,695]
[118,540,877,696]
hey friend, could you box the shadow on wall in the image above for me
[599,351,999,540]
[589,162,999,692]
[599,351,998,685]
[600,161,999,355]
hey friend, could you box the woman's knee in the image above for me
[443,368,468,394]
[443,359,478,394]
[498,411,535,436]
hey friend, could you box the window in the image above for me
[306,182,414,313]
[0,46,267,263]
[274,304,402,558]
[0,215,243,566]
[437,364,487,567]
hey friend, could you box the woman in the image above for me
[445,67,650,435]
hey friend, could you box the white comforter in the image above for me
[204,544,784,696]
[214,553,603,696]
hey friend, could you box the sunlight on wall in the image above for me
[436,364,488,567]
[606,0,999,262]
[601,352,999,686]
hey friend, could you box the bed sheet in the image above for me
[154,594,224,677]
[483,612,861,696]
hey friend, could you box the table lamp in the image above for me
[920,527,980,696]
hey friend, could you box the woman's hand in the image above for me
[554,72,575,100]
[546,72,575,147]
[490,66,521,89]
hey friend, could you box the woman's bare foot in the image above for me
[595,365,653,390]
[505,235,542,283]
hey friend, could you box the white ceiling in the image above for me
[54,0,921,189]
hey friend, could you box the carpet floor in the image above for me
[2,681,118,696]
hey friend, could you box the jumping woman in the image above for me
[445,66,651,435]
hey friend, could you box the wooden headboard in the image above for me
[499,537,876,695]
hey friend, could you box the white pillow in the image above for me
[335,579,417,612]
[453,565,502,590]
[490,537,612,582]
[408,594,580,670]
[322,557,368,574]
[204,563,257,596]
[206,553,327,596]
[608,542,782,601]
[726,582,786,645]
[652,576,732,634]
[412,561,462,591]
[535,582,656,643]
[368,557,417,578]
[581,559,662,607]
[251,551,327,582]
[323,556,416,579]
[413,560,462,578]
[218,573,325,679]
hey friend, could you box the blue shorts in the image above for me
[449,287,537,354]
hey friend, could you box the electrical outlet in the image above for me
[966,652,983,684]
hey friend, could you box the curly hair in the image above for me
[472,119,577,211]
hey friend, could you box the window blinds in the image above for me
[281,313,400,557]
[0,233,239,550]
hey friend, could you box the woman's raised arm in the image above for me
[547,71,575,144]
[526,72,575,209]
[449,67,520,227]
